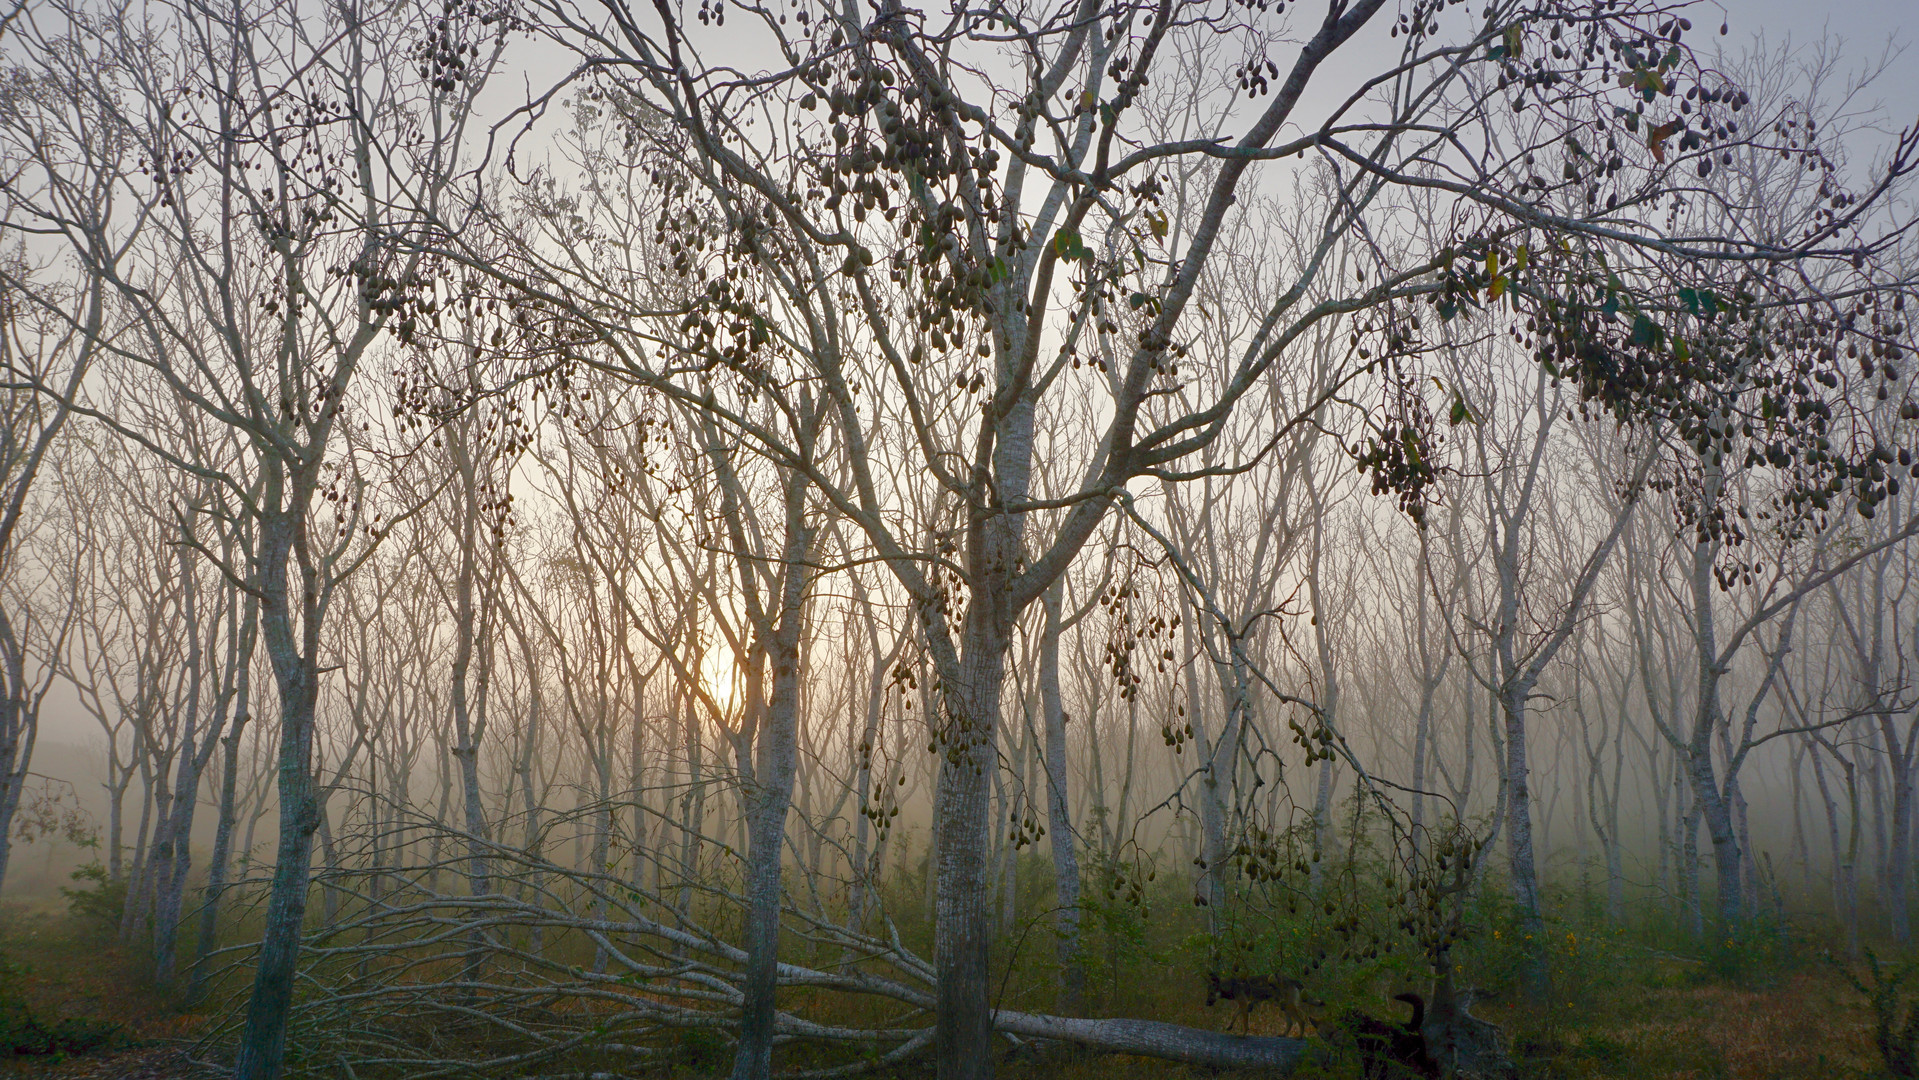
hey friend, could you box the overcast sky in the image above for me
[1735,0,1915,124]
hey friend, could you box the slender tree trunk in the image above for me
[1687,706,1742,928]
[1681,792,1704,937]
[447,445,494,984]
[0,698,31,894]
[731,485,812,1080]
[1490,480,1545,993]
[121,765,154,942]
[1680,467,1746,931]
[1789,743,1813,898]
[151,540,207,986]
[678,695,704,920]
[1810,741,1860,954]
[105,772,127,883]
[848,621,889,935]
[153,752,206,986]
[629,677,648,893]
[1882,721,1913,944]
[316,797,341,926]
[1733,777,1758,918]
[1496,682,1542,997]
[233,506,325,1080]
[994,743,1016,935]
[1038,583,1083,1013]
[933,626,1007,1080]
[190,669,253,1001]
[1306,492,1338,892]
[0,609,48,894]
[1310,756,1335,892]
[1179,615,1229,920]
[1605,719,1625,923]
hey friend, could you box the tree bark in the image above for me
[232,505,324,1080]
[731,479,812,1080]
[1037,583,1083,1014]
[935,610,1010,1080]
[987,1010,1310,1070]
[190,614,254,1001]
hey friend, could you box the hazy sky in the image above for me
[1735,1,1916,126]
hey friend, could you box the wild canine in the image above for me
[1203,972,1312,1036]
[1334,992,1441,1079]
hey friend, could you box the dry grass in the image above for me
[1482,966,1882,1080]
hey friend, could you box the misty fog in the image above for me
[0,0,1916,1077]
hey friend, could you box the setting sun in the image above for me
[699,650,743,717]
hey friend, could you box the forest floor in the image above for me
[0,905,213,1080]
[0,904,1890,1079]
[985,958,1883,1080]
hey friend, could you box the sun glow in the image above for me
[699,650,743,717]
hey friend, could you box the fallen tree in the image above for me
[191,804,1315,1076]
[989,1012,1309,1070]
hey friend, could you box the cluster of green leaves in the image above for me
[1203,800,1453,1011]
[59,862,127,932]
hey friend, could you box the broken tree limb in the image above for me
[990,1011,1313,1070]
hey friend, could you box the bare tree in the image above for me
[0,0,492,1070]
[396,0,1919,1067]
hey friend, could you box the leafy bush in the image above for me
[1839,950,1919,1077]
[1701,922,1797,983]
[59,863,126,929]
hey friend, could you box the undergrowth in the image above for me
[5,810,1898,1079]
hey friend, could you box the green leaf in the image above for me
[1450,395,1472,426]
[1052,228,1090,261]
[1630,312,1663,348]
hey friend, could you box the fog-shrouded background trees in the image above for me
[2,0,1918,1077]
